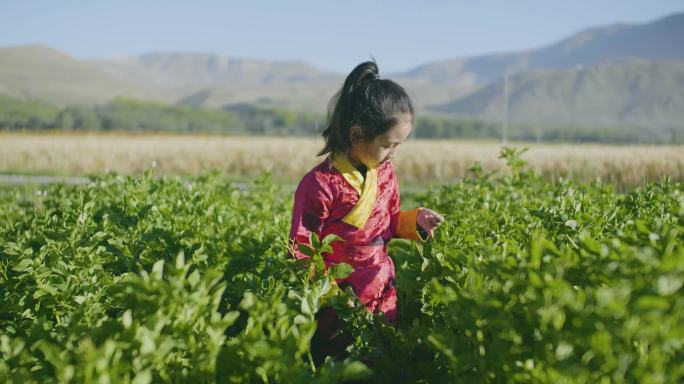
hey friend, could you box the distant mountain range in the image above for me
[399,12,684,84]
[434,59,684,128]
[0,11,682,128]
[0,45,160,105]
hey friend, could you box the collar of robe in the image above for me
[331,151,378,229]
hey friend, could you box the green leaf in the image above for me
[132,369,152,384]
[340,361,372,380]
[328,263,354,279]
[310,232,321,249]
[122,309,133,329]
[175,251,185,269]
[298,243,315,258]
[12,259,33,272]
[224,310,240,326]
[321,233,344,246]
[151,259,164,280]
[635,295,670,311]
[313,254,325,278]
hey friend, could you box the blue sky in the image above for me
[1,0,682,73]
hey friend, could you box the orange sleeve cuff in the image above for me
[396,208,428,242]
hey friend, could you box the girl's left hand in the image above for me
[417,208,445,238]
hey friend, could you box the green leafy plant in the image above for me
[1,149,682,383]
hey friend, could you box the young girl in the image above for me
[288,61,444,328]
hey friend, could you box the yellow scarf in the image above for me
[331,152,378,229]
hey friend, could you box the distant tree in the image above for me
[0,95,58,129]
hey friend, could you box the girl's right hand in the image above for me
[417,208,445,238]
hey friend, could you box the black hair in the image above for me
[318,60,414,156]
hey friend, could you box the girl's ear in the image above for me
[349,125,363,146]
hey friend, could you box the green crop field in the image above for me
[1,148,683,383]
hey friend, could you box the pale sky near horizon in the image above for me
[1,0,682,73]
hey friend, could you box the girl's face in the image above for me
[349,114,413,168]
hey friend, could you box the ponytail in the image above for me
[318,60,413,157]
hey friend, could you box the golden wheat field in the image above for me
[1,132,683,189]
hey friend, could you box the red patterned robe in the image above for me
[289,153,426,323]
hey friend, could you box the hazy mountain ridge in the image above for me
[0,45,166,106]
[397,12,684,85]
[0,11,682,126]
[87,52,344,111]
[433,59,684,128]
[89,52,342,88]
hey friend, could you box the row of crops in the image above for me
[1,149,683,383]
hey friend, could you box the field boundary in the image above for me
[0,174,90,185]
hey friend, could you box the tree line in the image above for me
[0,94,679,144]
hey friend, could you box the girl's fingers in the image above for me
[421,209,445,231]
